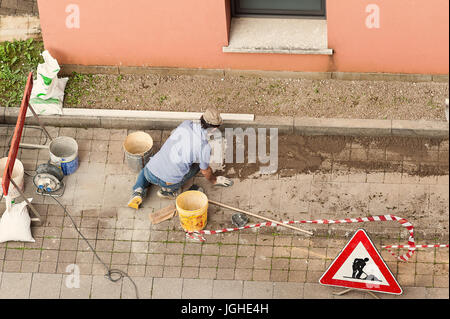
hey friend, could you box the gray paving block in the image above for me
[103,175,137,207]
[0,272,32,299]
[60,274,93,299]
[91,275,122,299]
[273,282,304,299]
[380,287,426,299]
[152,277,183,299]
[294,117,392,137]
[391,120,449,138]
[332,287,367,299]
[121,276,152,299]
[432,74,449,83]
[29,273,63,299]
[224,116,294,134]
[182,278,214,299]
[212,280,243,299]
[426,287,449,299]
[303,283,333,299]
[243,281,274,299]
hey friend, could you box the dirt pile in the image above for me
[220,135,448,179]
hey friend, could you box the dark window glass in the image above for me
[233,0,326,17]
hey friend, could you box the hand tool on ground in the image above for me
[208,199,313,236]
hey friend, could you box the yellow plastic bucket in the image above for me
[176,190,208,232]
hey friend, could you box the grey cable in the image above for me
[1,123,139,298]
[42,188,140,299]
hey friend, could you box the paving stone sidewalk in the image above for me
[0,125,448,299]
[0,272,448,299]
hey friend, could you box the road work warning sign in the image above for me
[319,229,402,295]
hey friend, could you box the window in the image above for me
[232,0,326,17]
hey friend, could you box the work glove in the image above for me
[214,176,234,187]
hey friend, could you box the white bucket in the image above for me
[123,132,153,172]
[0,157,24,199]
[49,136,79,175]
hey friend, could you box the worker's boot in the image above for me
[127,188,144,209]
[157,187,180,200]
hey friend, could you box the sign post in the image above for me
[319,229,402,297]
[1,72,52,224]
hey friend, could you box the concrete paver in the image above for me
[90,275,122,299]
[121,276,152,299]
[182,278,214,299]
[60,274,93,299]
[0,126,448,299]
[0,272,32,299]
[273,282,304,299]
[243,281,274,299]
[302,283,331,299]
[29,273,62,299]
[212,280,243,299]
[152,277,183,299]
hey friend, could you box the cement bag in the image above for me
[27,50,68,116]
[0,198,35,243]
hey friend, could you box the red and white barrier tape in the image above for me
[186,215,449,262]
[382,244,449,249]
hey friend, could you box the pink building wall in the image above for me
[37,0,449,74]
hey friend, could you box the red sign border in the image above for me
[2,72,33,195]
[319,229,402,295]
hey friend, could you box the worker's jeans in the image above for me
[132,163,200,196]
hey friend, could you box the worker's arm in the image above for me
[200,166,217,184]
[200,167,233,187]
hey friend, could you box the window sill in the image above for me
[223,17,333,55]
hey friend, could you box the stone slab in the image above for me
[212,280,243,299]
[392,120,449,138]
[29,273,62,299]
[182,278,214,299]
[0,272,32,299]
[294,117,392,136]
[152,277,183,299]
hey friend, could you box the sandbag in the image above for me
[0,199,35,243]
[27,50,68,116]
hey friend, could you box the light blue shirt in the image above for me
[145,120,211,184]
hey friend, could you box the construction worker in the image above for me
[128,107,233,209]
[352,257,369,279]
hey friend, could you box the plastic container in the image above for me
[49,136,79,175]
[123,131,153,172]
[176,190,208,232]
[0,157,24,199]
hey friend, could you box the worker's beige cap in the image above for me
[203,107,223,126]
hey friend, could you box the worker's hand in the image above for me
[214,176,233,187]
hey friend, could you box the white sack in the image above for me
[0,198,35,243]
[27,50,68,116]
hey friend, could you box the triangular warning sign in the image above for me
[319,229,402,295]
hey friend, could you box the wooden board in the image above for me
[149,204,177,224]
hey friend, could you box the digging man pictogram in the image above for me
[352,257,370,279]
[349,257,382,282]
